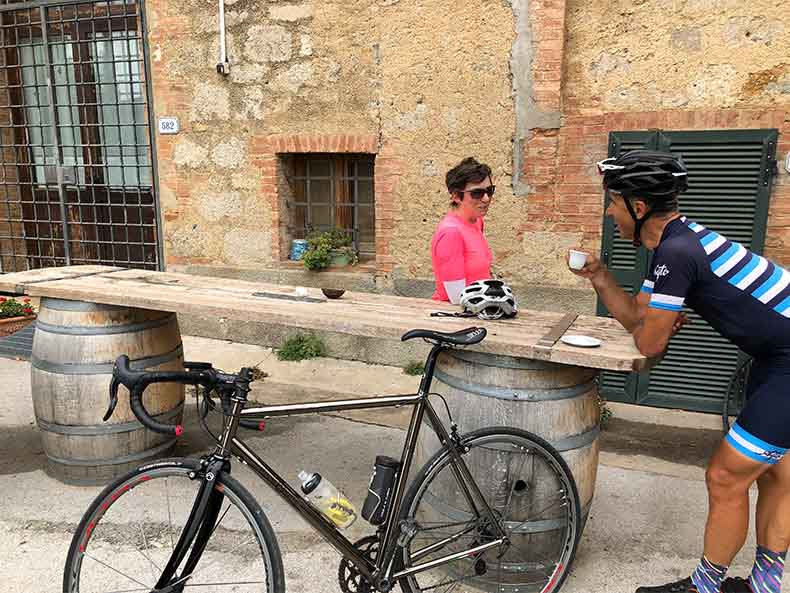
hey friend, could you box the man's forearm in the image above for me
[591,268,641,331]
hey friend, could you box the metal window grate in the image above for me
[285,153,375,256]
[0,0,160,273]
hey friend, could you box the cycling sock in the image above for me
[691,556,728,593]
[748,546,786,593]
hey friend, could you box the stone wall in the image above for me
[147,0,524,284]
[147,0,790,309]
[518,0,790,298]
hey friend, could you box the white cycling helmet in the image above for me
[459,279,518,320]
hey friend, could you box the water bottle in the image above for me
[298,470,357,529]
[361,456,400,525]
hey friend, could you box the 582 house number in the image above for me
[158,117,180,135]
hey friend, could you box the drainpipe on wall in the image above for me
[217,0,230,75]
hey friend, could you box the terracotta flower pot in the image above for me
[0,315,36,337]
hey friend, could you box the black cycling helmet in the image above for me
[597,150,688,246]
[598,150,688,198]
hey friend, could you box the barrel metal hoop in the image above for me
[31,343,184,375]
[40,298,131,312]
[35,313,176,336]
[551,426,600,452]
[434,368,596,402]
[445,349,561,370]
[45,438,177,467]
[36,403,184,435]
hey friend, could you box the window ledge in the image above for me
[278,258,377,274]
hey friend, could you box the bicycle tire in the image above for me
[63,457,285,593]
[396,426,582,593]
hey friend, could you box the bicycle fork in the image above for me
[153,455,228,592]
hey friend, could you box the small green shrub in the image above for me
[277,334,327,361]
[598,393,613,428]
[403,361,425,376]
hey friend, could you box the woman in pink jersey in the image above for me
[431,157,494,303]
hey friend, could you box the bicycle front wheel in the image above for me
[63,457,285,593]
[397,427,581,593]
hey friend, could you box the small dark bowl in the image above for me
[321,288,346,299]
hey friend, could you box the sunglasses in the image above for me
[459,185,496,200]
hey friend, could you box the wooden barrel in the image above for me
[417,349,600,534]
[31,298,185,486]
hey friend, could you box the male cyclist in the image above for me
[571,150,790,593]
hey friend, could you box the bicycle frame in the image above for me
[206,342,509,589]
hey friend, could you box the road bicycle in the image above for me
[64,326,582,593]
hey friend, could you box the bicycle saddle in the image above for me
[400,326,486,346]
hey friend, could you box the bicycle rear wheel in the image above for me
[397,427,581,593]
[63,457,285,593]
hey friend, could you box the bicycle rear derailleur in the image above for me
[338,535,379,593]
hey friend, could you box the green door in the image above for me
[598,129,778,413]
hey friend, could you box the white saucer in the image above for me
[560,334,602,348]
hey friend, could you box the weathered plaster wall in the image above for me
[148,0,380,269]
[147,0,528,287]
[148,0,790,307]
[564,0,790,112]
[551,0,790,273]
[375,1,518,281]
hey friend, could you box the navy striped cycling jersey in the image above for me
[641,217,790,358]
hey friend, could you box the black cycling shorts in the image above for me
[726,356,790,465]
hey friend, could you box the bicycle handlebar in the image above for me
[106,354,258,436]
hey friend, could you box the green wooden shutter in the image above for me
[597,132,657,404]
[597,129,778,413]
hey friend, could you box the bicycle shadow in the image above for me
[0,399,320,477]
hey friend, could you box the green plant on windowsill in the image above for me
[302,228,359,271]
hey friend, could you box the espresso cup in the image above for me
[568,249,589,270]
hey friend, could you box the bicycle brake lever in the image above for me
[104,376,120,421]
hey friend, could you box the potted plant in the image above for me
[0,296,36,337]
[302,228,359,271]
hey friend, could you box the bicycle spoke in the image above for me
[165,476,176,550]
[499,448,530,521]
[134,516,162,582]
[168,534,261,588]
[84,587,153,593]
[496,538,505,592]
[181,580,268,588]
[442,578,463,593]
[208,502,233,539]
[81,551,153,590]
[508,497,566,533]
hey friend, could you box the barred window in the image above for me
[283,153,375,258]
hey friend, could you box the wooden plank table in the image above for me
[3,265,650,522]
[0,265,649,372]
